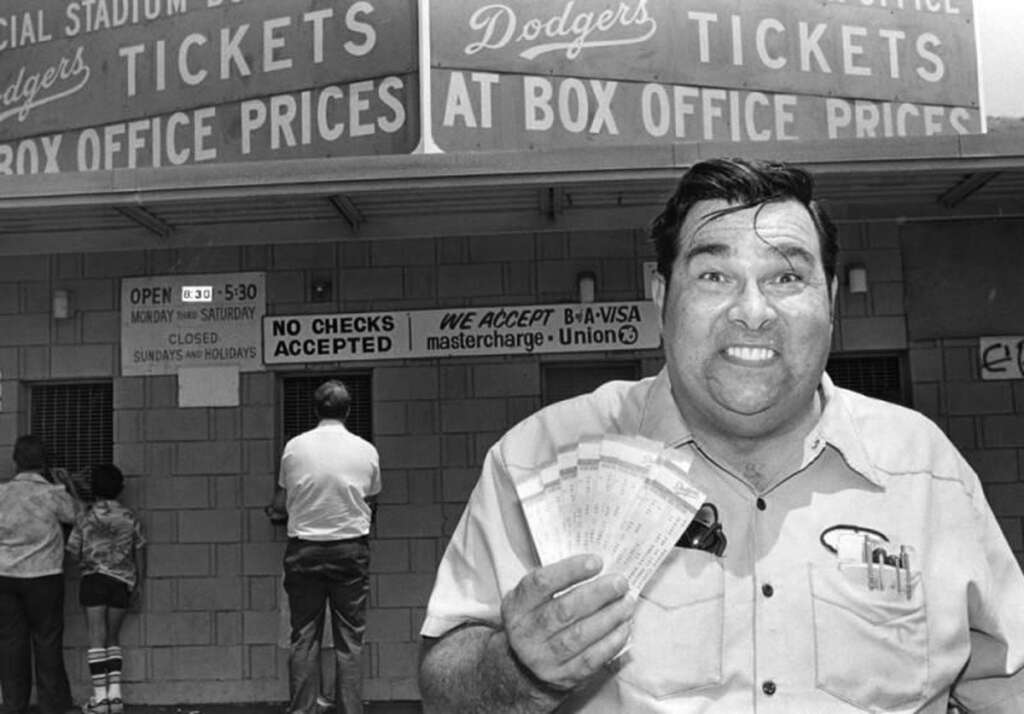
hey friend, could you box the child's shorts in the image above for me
[79,573,131,609]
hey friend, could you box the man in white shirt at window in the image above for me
[268,380,381,714]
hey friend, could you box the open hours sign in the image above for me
[262,301,661,363]
[121,271,266,376]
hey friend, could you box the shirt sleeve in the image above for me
[368,446,382,498]
[420,444,539,639]
[951,459,1024,712]
[277,447,290,490]
[132,514,146,548]
[51,486,77,524]
[66,517,83,560]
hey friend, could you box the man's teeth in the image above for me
[727,346,774,361]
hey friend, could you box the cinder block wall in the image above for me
[0,219,1020,704]
[909,338,1024,564]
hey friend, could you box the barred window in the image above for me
[826,353,908,406]
[30,382,113,499]
[542,362,640,407]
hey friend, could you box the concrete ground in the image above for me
[124,705,421,713]
[31,704,422,714]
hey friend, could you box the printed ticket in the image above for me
[518,435,706,594]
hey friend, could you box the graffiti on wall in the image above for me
[980,336,1024,381]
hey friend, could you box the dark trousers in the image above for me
[0,574,73,714]
[283,537,370,714]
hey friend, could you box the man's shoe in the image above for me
[107,698,124,714]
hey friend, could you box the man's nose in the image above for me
[727,280,777,330]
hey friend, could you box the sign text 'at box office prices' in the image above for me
[431,0,981,149]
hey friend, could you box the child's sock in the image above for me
[87,647,108,702]
[105,645,123,701]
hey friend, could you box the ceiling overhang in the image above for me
[0,134,1022,255]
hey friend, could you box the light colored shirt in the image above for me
[278,419,381,540]
[67,499,146,587]
[422,369,1024,713]
[0,471,77,578]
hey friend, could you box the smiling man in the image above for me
[418,158,1024,712]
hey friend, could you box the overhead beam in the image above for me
[937,171,1000,208]
[329,194,364,231]
[539,187,566,219]
[115,205,172,238]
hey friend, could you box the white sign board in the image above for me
[980,336,1024,381]
[121,272,266,376]
[264,301,661,364]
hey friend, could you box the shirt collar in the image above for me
[13,471,49,485]
[637,369,695,448]
[814,372,886,487]
[637,368,884,488]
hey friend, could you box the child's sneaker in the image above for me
[81,697,109,713]
[108,698,124,714]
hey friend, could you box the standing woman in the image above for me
[0,434,79,714]
[66,464,145,714]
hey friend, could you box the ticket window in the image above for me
[542,362,640,407]
[279,372,374,445]
[29,381,113,500]
[826,353,909,406]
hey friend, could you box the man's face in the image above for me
[652,199,836,440]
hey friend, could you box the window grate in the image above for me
[826,354,907,406]
[30,382,113,499]
[281,373,373,444]
[542,362,640,407]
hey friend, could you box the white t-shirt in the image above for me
[278,419,380,540]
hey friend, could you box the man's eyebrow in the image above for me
[771,243,816,266]
[682,242,731,263]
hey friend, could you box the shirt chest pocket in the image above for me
[810,564,929,711]
[617,549,725,699]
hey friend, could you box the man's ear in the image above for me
[651,271,667,329]
[829,275,838,321]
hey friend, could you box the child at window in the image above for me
[66,464,146,714]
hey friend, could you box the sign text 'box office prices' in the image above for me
[0,0,419,176]
[431,0,981,150]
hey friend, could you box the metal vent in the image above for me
[542,362,640,407]
[30,382,113,499]
[281,373,373,444]
[826,354,907,406]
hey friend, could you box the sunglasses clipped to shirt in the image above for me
[676,503,727,556]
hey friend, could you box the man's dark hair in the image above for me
[13,434,47,472]
[650,157,838,292]
[314,380,351,420]
[90,463,124,500]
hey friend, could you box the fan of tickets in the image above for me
[513,434,706,594]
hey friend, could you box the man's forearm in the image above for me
[420,625,563,714]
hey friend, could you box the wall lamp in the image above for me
[53,289,72,319]
[577,271,596,303]
[847,264,868,295]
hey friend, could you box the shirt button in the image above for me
[762,680,777,696]
[756,497,766,511]
[762,583,774,597]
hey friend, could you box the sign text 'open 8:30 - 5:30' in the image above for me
[120,272,266,376]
